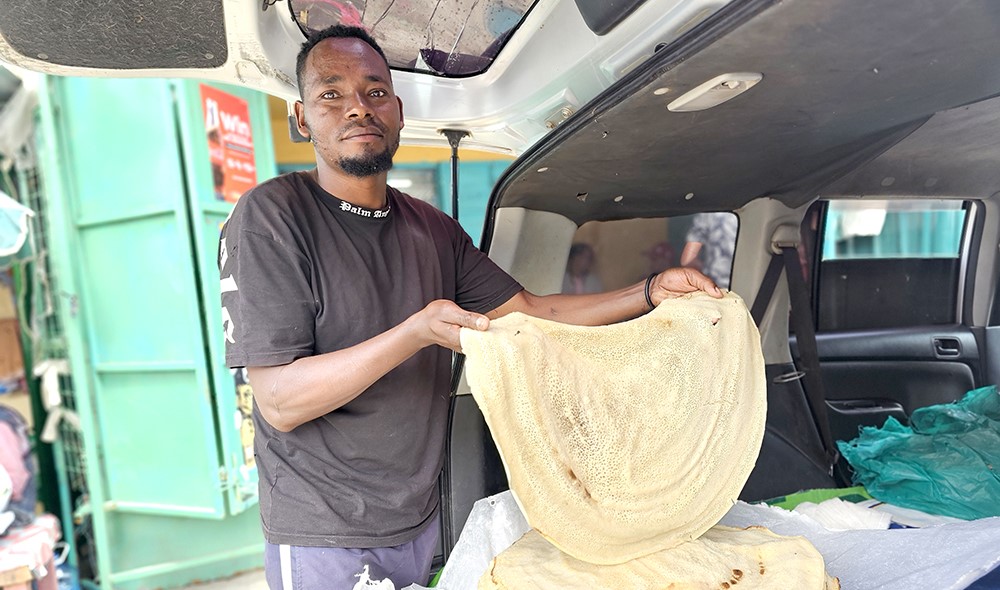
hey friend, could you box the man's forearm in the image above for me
[247,299,491,432]
[490,282,649,327]
[248,319,425,432]
[490,268,722,327]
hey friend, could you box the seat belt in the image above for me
[751,246,842,479]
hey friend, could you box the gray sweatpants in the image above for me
[264,514,440,589]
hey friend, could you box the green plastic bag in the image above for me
[837,385,1000,520]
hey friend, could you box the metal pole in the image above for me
[437,129,469,567]
[439,130,469,221]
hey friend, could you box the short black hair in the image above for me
[296,25,390,97]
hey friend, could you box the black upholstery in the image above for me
[740,363,840,501]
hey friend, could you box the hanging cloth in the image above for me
[0,190,34,270]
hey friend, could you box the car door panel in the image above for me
[821,359,976,411]
[981,327,1000,388]
[803,326,981,442]
[820,356,977,441]
[812,326,979,363]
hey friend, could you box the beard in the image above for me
[336,124,400,178]
[338,147,395,178]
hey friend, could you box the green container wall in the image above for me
[822,208,967,259]
[433,160,512,241]
[36,76,276,589]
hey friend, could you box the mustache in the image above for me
[340,119,386,135]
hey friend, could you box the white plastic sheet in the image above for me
[0,190,33,269]
[403,492,528,590]
[792,497,891,531]
[407,490,1000,590]
[720,502,1000,590]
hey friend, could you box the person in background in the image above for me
[562,242,604,294]
[219,24,723,590]
[641,240,676,278]
[681,212,738,290]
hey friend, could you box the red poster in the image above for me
[200,85,257,202]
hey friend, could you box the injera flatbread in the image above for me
[460,292,767,565]
[478,526,840,590]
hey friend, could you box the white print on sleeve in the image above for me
[221,307,236,344]
[219,237,229,269]
[219,237,238,344]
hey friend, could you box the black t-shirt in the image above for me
[219,171,522,547]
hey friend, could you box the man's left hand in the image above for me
[650,267,724,306]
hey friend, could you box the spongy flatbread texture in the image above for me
[478,526,840,590]
[460,292,767,565]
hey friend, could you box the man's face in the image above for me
[294,38,403,178]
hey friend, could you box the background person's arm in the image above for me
[680,241,703,267]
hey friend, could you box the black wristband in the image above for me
[644,273,657,310]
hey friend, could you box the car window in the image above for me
[288,0,533,76]
[806,199,970,331]
[563,212,738,294]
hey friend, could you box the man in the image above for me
[219,25,723,590]
[681,212,738,290]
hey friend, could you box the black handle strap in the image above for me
[750,250,786,326]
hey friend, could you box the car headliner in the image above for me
[0,0,736,155]
[3,0,999,225]
[495,0,1000,225]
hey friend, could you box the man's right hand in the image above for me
[410,299,490,352]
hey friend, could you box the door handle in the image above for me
[933,337,962,358]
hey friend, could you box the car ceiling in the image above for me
[497,0,1000,225]
[821,94,1000,200]
[0,0,228,70]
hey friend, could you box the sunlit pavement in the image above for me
[179,569,268,590]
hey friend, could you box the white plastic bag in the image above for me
[412,490,1000,590]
